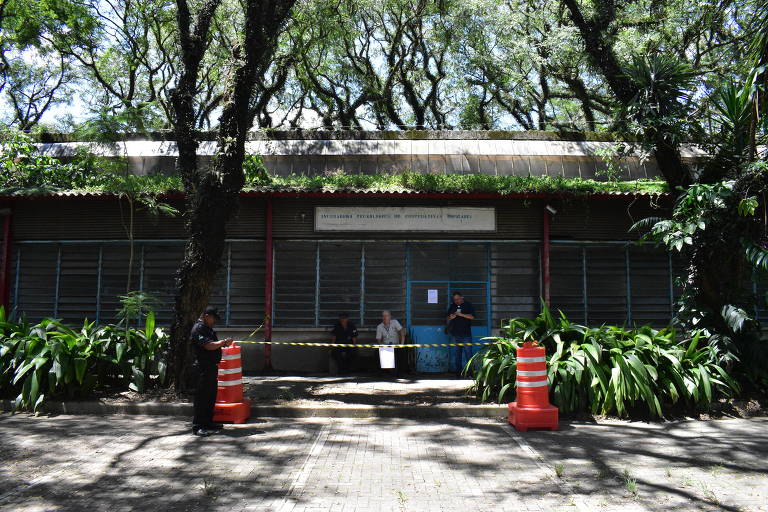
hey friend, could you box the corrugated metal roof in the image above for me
[0,186,668,200]
[33,139,711,159]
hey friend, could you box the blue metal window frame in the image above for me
[408,281,490,322]
[8,238,675,328]
[403,240,493,330]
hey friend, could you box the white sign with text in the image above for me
[314,206,496,232]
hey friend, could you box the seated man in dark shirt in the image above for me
[330,312,358,375]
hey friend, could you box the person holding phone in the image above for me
[191,306,234,436]
[446,291,475,377]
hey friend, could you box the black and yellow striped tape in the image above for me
[234,340,500,349]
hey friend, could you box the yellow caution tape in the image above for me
[233,340,500,349]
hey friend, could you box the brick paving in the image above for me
[0,414,766,512]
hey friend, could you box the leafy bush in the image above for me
[468,304,740,417]
[0,307,168,411]
[0,129,117,192]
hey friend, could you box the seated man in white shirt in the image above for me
[376,310,405,376]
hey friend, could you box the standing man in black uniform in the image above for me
[191,306,233,436]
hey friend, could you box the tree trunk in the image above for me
[169,176,237,390]
[167,0,295,391]
[561,0,692,194]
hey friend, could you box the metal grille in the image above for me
[409,282,450,326]
[549,242,676,326]
[9,239,680,329]
[491,243,540,326]
[586,245,628,325]
[319,242,362,326]
[274,241,316,326]
[228,242,266,326]
[630,245,674,324]
[410,243,488,281]
[10,240,263,327]
[12,245,58,320]
[274,241,408,328]
[363,243,406,326]
[142,242,186,325]
[550,245,586,323]
[409,281,488,327]
[57,245,100,323]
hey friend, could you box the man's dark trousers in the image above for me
[193,364,218,428]
[331,347,357,373]
[454,336,473,374]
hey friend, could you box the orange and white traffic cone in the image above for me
[213,345,251,424]
[508,341,558,431]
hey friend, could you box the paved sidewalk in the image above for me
[244,376,477,406]
[1,377,506,419]
[1,414,766,512]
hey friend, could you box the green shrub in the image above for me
[468,304,740,417]
[0,307,168,411]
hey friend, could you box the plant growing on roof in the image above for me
[0,129,115,192]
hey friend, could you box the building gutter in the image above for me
[245,190,667,201]
[0,189,669,202]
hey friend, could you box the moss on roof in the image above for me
[0,172,668,198]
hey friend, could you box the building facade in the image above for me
[0,131,707,373]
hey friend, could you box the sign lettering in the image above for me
[314,207,496,232]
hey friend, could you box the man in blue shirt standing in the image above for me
[446,291,475,376]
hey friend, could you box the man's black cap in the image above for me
[203,306,221,319]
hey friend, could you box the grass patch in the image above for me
[622,469,638,496]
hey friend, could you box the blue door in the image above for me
[408,281,491,372]
[407,243,492,372]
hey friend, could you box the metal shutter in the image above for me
[12,245,58,321]
[586,245,628,325]
[550,245,586,323]
[99,244,137,323]
[630,245,673,326]
[141,242,185,325]
[318,242,362,326]
[57,244,100,324]
[491,243,540,327]
[362,242,406,327]
[227,241,265,326]
[274,241,316,326]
